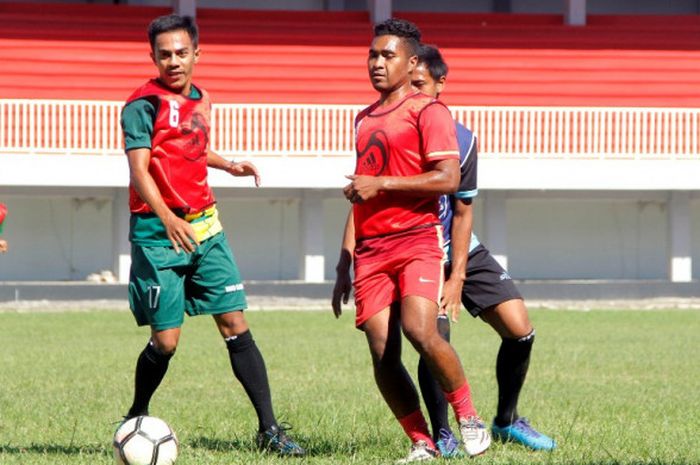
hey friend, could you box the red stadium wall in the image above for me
[1,2,700,107]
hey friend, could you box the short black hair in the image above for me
[148,14,199,50]
[417,44,448,81]
[373,18,421,55]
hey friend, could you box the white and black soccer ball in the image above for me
[113,416,178,465]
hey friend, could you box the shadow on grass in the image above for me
[0,443,108,455]
[189,435,362,457]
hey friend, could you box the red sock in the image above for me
[397,409,435,447]
[444,382,478,420]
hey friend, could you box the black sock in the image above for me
[127,341,174,418]
[225,330,276,431]
[418,315,452,441]
[494,330,535,427]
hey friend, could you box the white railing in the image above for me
[211,104,360,157]
[1,99,699,159]
[452,107,700,160]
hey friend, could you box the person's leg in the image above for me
[401,296,471,411]
[417,315,451,436]
[480,299,555,450]
[480,299,533,427]
[182,233,303,455]
[126,243,188,419]
[364,304,435,446]
[214,311,275,430]
[213,310,304,456]
[401,295,489,456]
[396,228,490,457]
[127,328,180,418]
[352,244,437,461]
[417,314,461,456]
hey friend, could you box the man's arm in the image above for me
[207,150,261,187]
[332,208,355,317]
[441,198,472,321]
[343,158,459,203]
[127,148,199,254]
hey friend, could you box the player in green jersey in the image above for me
[119,14,304,457]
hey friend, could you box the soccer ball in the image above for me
[113,416,178,465]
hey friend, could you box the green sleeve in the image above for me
[121,98,157,151]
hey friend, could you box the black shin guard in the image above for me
[418,315,452,440]
[127,341,174,418]
[225,330,276,431]
[494,330,535,427]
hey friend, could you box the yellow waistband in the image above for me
[184,205,217,222]
[186,206,223,242]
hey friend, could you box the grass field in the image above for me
[0,307,698,465]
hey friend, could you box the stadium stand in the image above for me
[1,2,700,106]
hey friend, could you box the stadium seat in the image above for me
[1,2,699,106]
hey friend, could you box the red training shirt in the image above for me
[353,92,459,240]
[124,79,215,214]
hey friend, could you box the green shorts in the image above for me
[128,232,247,331]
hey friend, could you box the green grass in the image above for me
[0,308,698,465]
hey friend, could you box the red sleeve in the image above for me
[417,102,459,162]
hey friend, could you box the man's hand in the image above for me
[0,239,7,253]
[226,161,261,187]
[332,267,352,318]
[440,277,463,322]
[163,213,199,254]
[343,175,384,203]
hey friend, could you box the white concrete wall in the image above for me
[690,199,700,279]
[3,157,691,283]
[0,188,695,282]
[504,194,668,279]
[0,195,113,281]
[217,196,301,280]
[0,191,305,281]
[323,196,350,278]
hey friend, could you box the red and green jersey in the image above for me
[0,202,6,234]
[353,92,459,240]
[122,79,215,215]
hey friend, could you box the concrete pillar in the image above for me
[369,0,392,24]
[325,0,345,10]
[493,0,511,13]
[484,190,508,270]
[565,0,586,26]
[112,188,131,284]
[299,190,325,282]
[172,0,196,18]
[668,191,692,282]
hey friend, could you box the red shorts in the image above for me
[353,225,445,328]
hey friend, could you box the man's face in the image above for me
[367,35,417,93]
[150,29,200,92]
[411,63,445,99]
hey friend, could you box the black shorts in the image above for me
[449,244,523,318]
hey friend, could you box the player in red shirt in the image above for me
[333,19,491,462]
[0,203,7,253]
